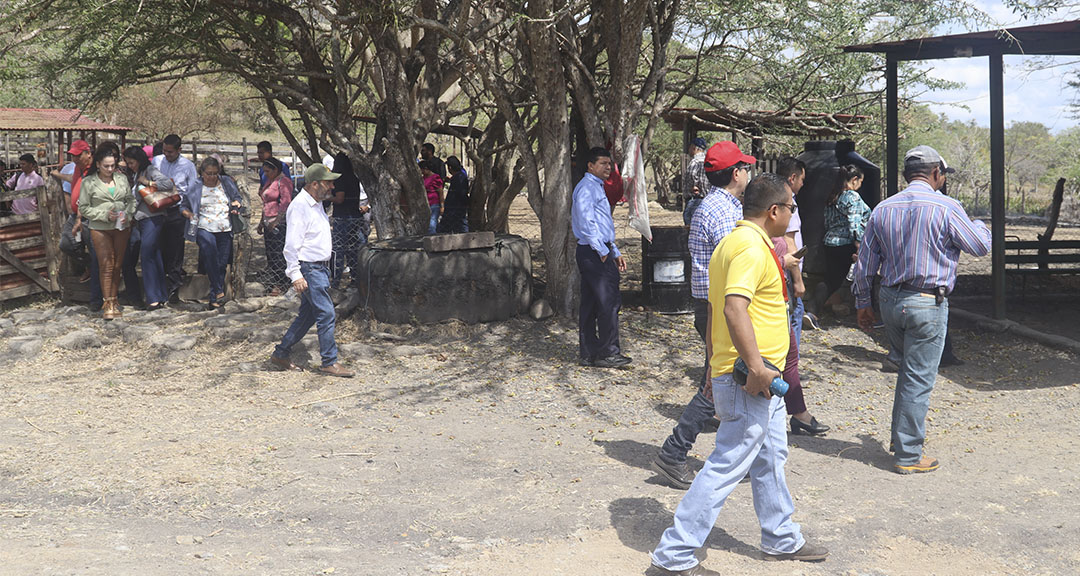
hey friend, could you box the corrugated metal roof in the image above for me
[0,108,131,132]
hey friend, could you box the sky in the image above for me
[915,2,1079,131]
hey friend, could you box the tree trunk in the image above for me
[525,0,577,317]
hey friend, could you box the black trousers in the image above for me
[161,208,187,295]
[823,243,857,296]
[576,243,621,360]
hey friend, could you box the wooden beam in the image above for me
[886,55,898,198]
[989,52,1006,320]
[0,241,52,292]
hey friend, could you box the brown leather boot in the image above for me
[102,298,117,320]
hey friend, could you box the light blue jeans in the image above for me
[273,262,339,367]
[651,374,804,571]
[879,285,948,466]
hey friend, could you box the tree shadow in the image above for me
[608,497,759,561]
[789,432,892,472]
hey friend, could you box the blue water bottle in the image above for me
[733,357,789,397]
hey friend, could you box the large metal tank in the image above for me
[796,140,880,277]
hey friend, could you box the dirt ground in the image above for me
[2,201,1079,575]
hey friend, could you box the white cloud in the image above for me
[911,5,1080,132]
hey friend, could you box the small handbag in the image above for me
[137,182,181,212]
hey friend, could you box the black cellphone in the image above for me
[792,246,808,259]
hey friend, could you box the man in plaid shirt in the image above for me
[682,137,710,225]
[653,141,755,490]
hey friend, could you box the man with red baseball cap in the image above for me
[652,140,755,490]
[51,139,102,309]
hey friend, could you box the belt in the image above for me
[300,259,330,267]
[893,282,947,304]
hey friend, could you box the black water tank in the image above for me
[797,141,838,277]
[642,226,693,314]
[836,140,882,208]
[796,140,880,277]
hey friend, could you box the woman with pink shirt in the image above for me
[420,159,443,234]
[258,157,294,295]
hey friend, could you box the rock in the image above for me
[203,313,261,328]
[123,326,158,344]
[231,298,265,313]
[529,299,554,320]
[422,231,495,253]
[339,342,378,358]
[195,552,214,559]
[0,318,14,336]
[11,310,48,325]
[150,332,197,351]
[8,336,43,357]
[243,282,265,297]
[102,320,129,335]
[212,326,252,341]
[357,234,531,324]
[176,534,195,545]
[163,350,196,362]
[334,287,362,318]
[12,323,67,338]
[388,345,425,357]
[250,327,286,343]
[270,296,299,311]
[309,402,341,416]
[56,329,102,350]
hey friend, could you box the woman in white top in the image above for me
[180,157,243,309]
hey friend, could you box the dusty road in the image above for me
[1,291,1078,575]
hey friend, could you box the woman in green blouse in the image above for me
[77,147,135,319]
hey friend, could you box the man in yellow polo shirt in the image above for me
[649,173,828,576]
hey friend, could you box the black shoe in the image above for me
[939,353,965,368]
[790,416,830,436]
[763,542,829,562]
[579,357,594,367]
[652,454,695,489]
[645,563,721,576]
[146,302,165,312]
[593,355,631,369]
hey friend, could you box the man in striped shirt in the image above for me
[852,145,991,475]
[652,141,753,489]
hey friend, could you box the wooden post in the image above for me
[989,52,1006,320]
[191,139,198,164]
[886,55,898,198]
[242,138,248,174]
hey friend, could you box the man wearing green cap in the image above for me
[270,163,355,377]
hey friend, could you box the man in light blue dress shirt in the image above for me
[572,147,631,369]
[153,133,200,299]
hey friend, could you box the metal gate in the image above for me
[0,183,63,301]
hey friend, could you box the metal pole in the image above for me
[989,52,1006,320]
[886,55,898,198]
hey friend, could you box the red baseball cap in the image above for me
[67,140,91,156]
[704,141,756,172]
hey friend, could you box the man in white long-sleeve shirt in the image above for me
[269,163,354,378]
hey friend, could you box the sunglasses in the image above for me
[773,202,797,214]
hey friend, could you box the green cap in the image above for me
[304,163,341,182]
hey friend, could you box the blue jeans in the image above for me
[122,222,143,302]
[879,285,948,466]
[682,197,702,226]
[274,262,339,367]
[137,216,167,304]
[331,216,369,287]
[659,298,714,465]
[428,204,440,235]
[651,374,804,570]
[195,229,232,302]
